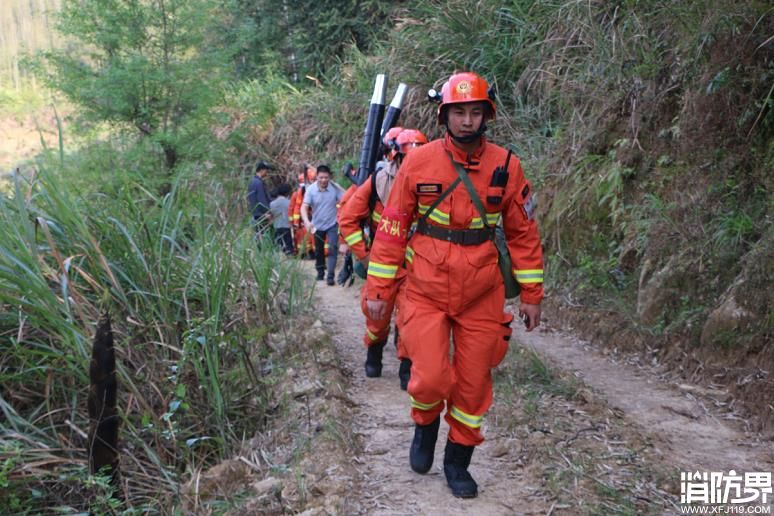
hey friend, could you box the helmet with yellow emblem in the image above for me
[429,72,496,125]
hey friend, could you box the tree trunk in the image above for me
[88,312,120,490]
[162,141,177,170]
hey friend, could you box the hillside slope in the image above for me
[246,0,773,431]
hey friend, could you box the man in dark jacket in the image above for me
[248,161,274,237]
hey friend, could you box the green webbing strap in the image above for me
[420,177,461,223]
[445,152,520,298]
[445,153,491,229]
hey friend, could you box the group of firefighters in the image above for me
[270,71,544,500]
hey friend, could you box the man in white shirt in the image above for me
[301,165,344,285]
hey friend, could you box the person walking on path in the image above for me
[338,128,428,384]
[365,72,544,499]
[290,165,318,258]
[301,164,344,285]
[247,161,274,239]
[270,183,294,255]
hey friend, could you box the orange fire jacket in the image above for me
[338,179,384,262]
[288,188,303,227]
[366,135,544,307]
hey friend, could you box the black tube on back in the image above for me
[356,74,388,185]
[380,83,408,138]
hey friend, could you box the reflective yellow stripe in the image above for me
[344,231,364,246]
[405,246,414,264]
[418,204,450,225]
[368,261,398,279]
[428,211,450,225]
[291,214,300,220]
[513,269,544,283]
[366,329,379,341]
[371,211,382,223]
[410,396,441,411]
[450,406,483,429]
[470,212,501,229]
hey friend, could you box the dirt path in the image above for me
[307,263,773,514]
[310,272,547,515]
[517,326,774,475]
[0,110,64,171]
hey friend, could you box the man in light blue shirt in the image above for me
[301,164,344,285]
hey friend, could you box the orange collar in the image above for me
[442,134,486,171]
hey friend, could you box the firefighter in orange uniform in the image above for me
[291,166,317,257]
[339,128,428,385]
[288,172,306,255]
[365,72,543,499]
[336,128,404,278]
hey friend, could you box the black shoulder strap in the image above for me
[368,172,378,213]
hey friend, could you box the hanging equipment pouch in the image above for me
[446,153,521,299]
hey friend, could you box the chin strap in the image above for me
[446,122,488,144]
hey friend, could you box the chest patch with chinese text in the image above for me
[417,183,442,194]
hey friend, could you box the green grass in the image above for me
[0,147,312,511]
[494,345,578,421]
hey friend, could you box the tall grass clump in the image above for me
[0,149,311,511]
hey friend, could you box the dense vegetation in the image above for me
[1,154,311,511]
[255,0,773,428]
[1,0,771,512]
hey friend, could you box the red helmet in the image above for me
[382,126,404,158]
[434,72,495,124]
[383,126,404,147]
[396,129,428,155]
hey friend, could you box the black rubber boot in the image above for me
[410,416,440,474]
[336,252,353,285]
[364,341,386,378]
[398,358,411,391]
[443,440,478,498]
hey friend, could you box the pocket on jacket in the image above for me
[463,242,498,268]
[412,235,449,266]
[461,247,500,305]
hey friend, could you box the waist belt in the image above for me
[416,219,494,246]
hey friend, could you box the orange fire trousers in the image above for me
[400,284,512,446]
